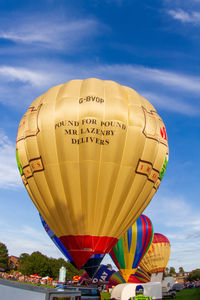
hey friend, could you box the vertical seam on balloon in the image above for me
[140,215,147,259]
[52,85,72,234]
[53,85,76,238]
[123,229,129,270]
[130,221,138,270]
[93,80,105,238]
[101,84,130,237]
[133,216,143,269]
[112,97,148,238]
[117,97,163,236]
[78,80,85,241]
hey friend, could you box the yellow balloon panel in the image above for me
[16,78,169,268]
[139,233,171,274]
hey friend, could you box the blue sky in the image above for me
[0,0,200,273]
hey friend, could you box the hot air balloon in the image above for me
[91,265,125,286]
[139,233,171,275]
[128,268,150,283]
[16,78,169,269]
[40,215,104,278]
[92,264,116,284]
[109,214,154,282]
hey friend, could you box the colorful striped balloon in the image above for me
[109,214,153,282]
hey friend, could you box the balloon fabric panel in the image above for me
[109,214,153,282]
[128,268,150,283]
[16,78,168,269]
[40,214,104,278]
[139,233,171,274]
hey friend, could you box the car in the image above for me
[172,283,184,291]
[63,285,101,299]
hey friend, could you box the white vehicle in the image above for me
[0,278,81,300]
[172,283,184,291]
[162,277,176,298]
[111,282,162,300]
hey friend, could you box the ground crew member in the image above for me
[129,285,152,300]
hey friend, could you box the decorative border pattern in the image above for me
[22,156,44,181]
[136,159,161,191]
[16,104,42,142]
[142,106,168,147]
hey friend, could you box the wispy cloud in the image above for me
[0,15,101,51]
[2,62,200,93]
[168,9,200,25]
[0,131,22,188]
[116,65,200,93]
[0,66,50,87]
[141,92,200,116]
[0,222,65,258]
[1,62,199,116]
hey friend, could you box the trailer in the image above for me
[111,282,162,300]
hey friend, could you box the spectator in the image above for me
[129,285,152,300]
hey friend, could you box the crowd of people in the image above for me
[0,271,56,286]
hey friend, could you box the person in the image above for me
[129,285,152,300]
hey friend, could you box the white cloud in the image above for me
[0,16,100,50]
[140,91,199,116]
[168,9,200,25]
[0,222,65,259]
[0,66,50,87]
[0,131,22,188]
[113,64,200,93]
[0,62,199,116]
[2,63,200,93]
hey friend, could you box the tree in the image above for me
[164,267,169,277]
[179,267,184,273]
[18,253,31,275]
[18,252,50,276]
[187,269,200,281]
[0,242,9,270]
[18,251,84,279]
[169,267,176,275]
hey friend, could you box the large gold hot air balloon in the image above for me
[16,78,169,269]
[139,233,171,274]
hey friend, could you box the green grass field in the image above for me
[174,288,200,300]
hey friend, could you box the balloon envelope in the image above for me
[16,78,168,269]
[128,268,150,283]
[40,215,104,278]
[91,264,125,286]
[109,214,154,282]
[139,233,171,274]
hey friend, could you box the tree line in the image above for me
[0,242,83,280]
[1,242,200,281]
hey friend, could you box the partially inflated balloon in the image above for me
[128,268,150,283]
[109,215,153,282]
[40,215,104,278]
[139,233,170,274]
[92,265,115,284]
[16,78,168,269]
[91,265,125,285]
